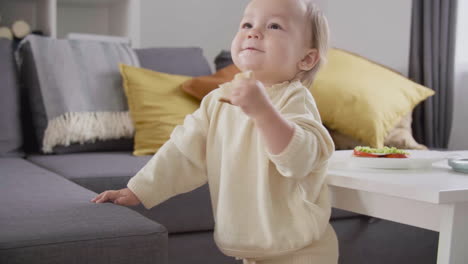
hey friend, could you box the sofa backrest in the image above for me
[0,39,23,157]
[135,47,211,78]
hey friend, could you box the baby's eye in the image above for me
[268,23,282,30]
[241,23,253,29]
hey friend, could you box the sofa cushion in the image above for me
[120,64,199,156]
[28,152,151,191]
[0,158,167,264]
[181,64,240,100]
[311,48,435,148]
[27,152,215,234]
[0,39,23,157]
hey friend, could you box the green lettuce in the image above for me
[354,146,409,155]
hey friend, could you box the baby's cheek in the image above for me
[231,37,242,54]
[231,52,240,68]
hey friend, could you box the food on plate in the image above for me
[353,146,409,158]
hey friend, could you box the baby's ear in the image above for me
[298,49,319,71]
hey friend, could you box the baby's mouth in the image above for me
[242,47,264,53]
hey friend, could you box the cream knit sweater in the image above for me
[127,76,336,259]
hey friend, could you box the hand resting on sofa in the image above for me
[91,188,141,206]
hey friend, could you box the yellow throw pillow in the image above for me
[310,49,435,148]
[120,64,200,156]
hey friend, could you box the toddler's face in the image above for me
[231,0,311,85]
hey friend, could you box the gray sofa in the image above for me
[0,38,439,264]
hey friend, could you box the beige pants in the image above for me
[242,225,339,264]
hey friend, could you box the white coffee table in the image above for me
[328,150,468,264]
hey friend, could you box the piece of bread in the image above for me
[12,20,31,39]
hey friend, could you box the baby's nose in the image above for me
[247,29,261,39]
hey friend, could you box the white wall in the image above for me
[324,0,412,75]
[448,0,468,150]
[140,0,249,70]
[139,0,412,74]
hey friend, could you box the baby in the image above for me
[92,0,338,263]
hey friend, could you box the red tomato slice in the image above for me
[353,149,408,158]
[353,150,379,158]
[385,153,408,158]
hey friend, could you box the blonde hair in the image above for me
[300,1,330,87]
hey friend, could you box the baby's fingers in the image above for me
[91,193,102,203]
[92,190,118,203]
[113,197,129,206]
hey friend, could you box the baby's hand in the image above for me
[226,72,273,120]
[91,188,141,206]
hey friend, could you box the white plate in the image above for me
[348,150,448,170]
